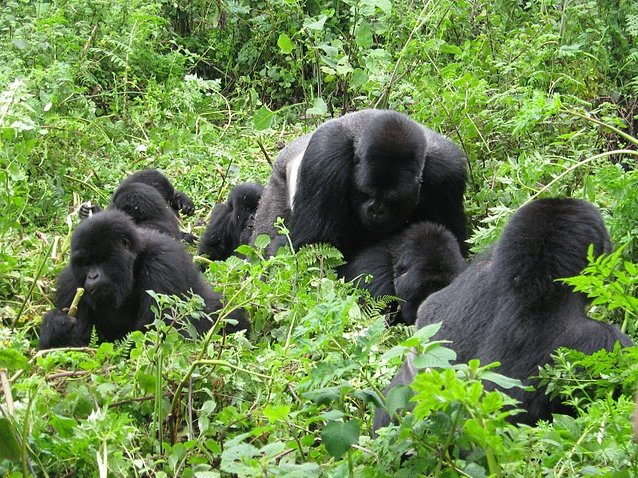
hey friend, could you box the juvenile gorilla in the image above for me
[339,222,466,325]
[252,109,468,259]
[110,182,182,239]
[80,169,195,242]
[374,198,632,431]
[198,182,264,261]
[39,210,249,349]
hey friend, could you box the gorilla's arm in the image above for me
[39,267,93,349]
[339,245,395,297]
[289,121,355,252]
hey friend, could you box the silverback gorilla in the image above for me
[251,110,468,258]
[39,210,249,349]
[374,198,632,430]
[339,221,467,325]
[198,182,264,261]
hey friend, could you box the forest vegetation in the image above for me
[1,0,638,476]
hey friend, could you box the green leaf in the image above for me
[0,348,29,372]
[413,321,443,341]
[440,43,462,56]
[0,418,20,462]
[355,21,373,48]
[277,33,295,54]
[481,371,524,390]
[253,105,275,131]
[351,68,369,88]
[304,15,327,31]
[263,404,290,423]
[353,388,384,407]
[412,344,456,369]
[253,234,271,250]
[385,385,413,417]
[303,386,340,406]
[306,97,327,116]
[321,419,360,459]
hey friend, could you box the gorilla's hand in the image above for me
[79,202,102,220]
[173,191,195,216]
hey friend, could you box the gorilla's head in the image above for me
[228,182,264,227]
[494,198,612,303]
[111,182,172,222]
[392,222,467,324]
[351,112,427,233]
[70,210,141,308]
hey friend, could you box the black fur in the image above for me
[80,169,195,242]
[252,109,468,259]
[198,182,264,261]
[374,198,633,430]
[117,169,195,216]
[339,222,467,325]
[39,210,248,349]
[110,183,181,239]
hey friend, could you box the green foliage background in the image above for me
[1,0,638,476]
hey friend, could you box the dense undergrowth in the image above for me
[1,0,638,476]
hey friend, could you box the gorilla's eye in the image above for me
[121,236,131,249]
[353,155,361,165]
[72,256,86,267]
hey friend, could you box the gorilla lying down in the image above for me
[80,169,195,242]
[374,198,632,430]
[252,109,468,258]
[39,210,249,349]
[198,182,264,261]
[339,221,467,325]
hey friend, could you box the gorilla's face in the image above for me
[352,147,423,233]
[70,211,140,308]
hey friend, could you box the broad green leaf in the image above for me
[0,418,20,462]
[385,385,413,417]
[304,15,327,31]
[306,97,327,116]
[320,410,345,421]
[351,68,368,88]
[0,348,29,371]
[303,386,340,405]
[481,371,524,389]
[355,21,373,48]
[440,44,462,56]
[412,344,456,369]
[353,388,383,407]
[253,105,275,131]
[277,33,295,54]
[413,321,442,341]
[321,420,360,459]
[253,234,271,250]
[263,404,290,422]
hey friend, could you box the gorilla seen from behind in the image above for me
[374,198,632,431]
[39,210,249,349]
[339,221,467,325]
[252,109,468,259]
[198,182,264,261]
[80,169,195,242]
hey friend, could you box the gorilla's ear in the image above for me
[289,121,354,248]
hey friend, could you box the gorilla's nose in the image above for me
[368,201,389,222]
[85,269,102,289]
